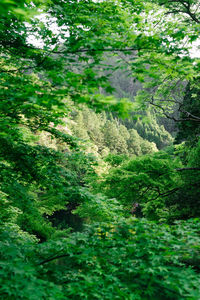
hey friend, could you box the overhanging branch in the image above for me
[175,167,200,171]
[149,97,200,123]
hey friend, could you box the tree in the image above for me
[103,120,129,154]
[176,79,200,144]
[1,0,200,298]
[97,152,183,221]
[2,217,200,299]
[131,0,200,119]
[153,0,200,24]
[0,0,137,238]
[127,129,143,155]
[135,114,173,149]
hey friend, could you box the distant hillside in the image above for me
[69,106,173,157]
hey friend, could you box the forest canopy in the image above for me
[0,0,200,299]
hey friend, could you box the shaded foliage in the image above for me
[1,218,200,299]
[0,0,200,299]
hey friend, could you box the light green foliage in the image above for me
[70,108,106,153]
[119,123,130,140]
[1,0,200,299]
[104,153,129,167]
[74,193,124,223]
[97,152,182,221]
[103,120,129,154]
[152,0,200,27]
[140,139,158,155]
[82,108,105,151]
[135,115,173,149]
[128,129,158,155]
[71,110,90,140]
[127,129,143,155]
[0,0,137,238]
[70,107,159,156]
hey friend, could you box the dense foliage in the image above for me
[0,0,200,299]
[1,218,200,299]
[70,107,166,156]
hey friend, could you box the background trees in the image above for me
[0,0,200,299]
[70,107,172,156]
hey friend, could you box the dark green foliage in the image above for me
[1,0,200,299]
[0,139,97,238]
[0,0,135,238]
[95,152,182,221]
[96,141,200,222]
[167,140,200,220]
[176,79,200,145]
[1,218,200,299]
[171,78,200,220]
[0,224,64,300]
[135,116,173,149]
